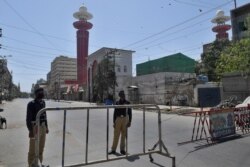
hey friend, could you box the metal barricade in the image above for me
[34,104,175,167]
[234,106,250,134]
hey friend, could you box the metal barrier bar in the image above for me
[191,113,198,141]
[126,107,128,158]
[65,150,160,167]
[34,104,175,167]
[85,109,89,164]
[62,110,67,167]
[157,105,163,152]
[106,108,109,160]
[196,113,202,140]
[143,106,146,153]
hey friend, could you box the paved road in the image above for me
[0,99,250,167]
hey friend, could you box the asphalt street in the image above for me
[0,99,250,167]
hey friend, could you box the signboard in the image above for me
[209,111,235,140]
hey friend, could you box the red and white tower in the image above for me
[73,5,93,86]
[211,10,231,40]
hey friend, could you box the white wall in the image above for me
[132,72,196,105]
[87,48,134,101]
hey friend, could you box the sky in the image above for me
[0,0,249,92]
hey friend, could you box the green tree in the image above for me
[216,39,250,78]
[93,58,117,102]
[201,39,231,81]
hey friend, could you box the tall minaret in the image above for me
[73,5,93,86]
[211,10,231,40]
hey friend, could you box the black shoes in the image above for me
[120,150,126,155]
[108,150,126,155]
[108,150,116,154]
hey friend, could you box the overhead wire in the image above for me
[172,0,212,8]
[2,35,74,54]
[2,45,65,57]
[122,0,233,49]
[136,26,211,51]
[2,0,63,51]
[130,17,212,50]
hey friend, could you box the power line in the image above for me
[3,0,60,49]
[136,26,211,51]
[2,47,56,59]
[0,22,102,49]
[130,17,212,50]
[2,45,68,57]
[8,60,49,71]
[0,22,75,43]
[172,0,211,8]
[122,0,233,49]
[2,35,74,54]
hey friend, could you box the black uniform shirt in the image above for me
[26,99,47,132]
[113,99,132,123]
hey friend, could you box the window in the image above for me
[124,65,127,73]
[117,65,121,72]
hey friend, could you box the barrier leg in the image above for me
[191,113,198,141]
[196,113,202,141]
[85,109,90,164]
[62,110,67,167]
[148,141,159,162]
[143,107,146,153]
[106,108,109,160]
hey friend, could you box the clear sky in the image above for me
[0,0,248,92]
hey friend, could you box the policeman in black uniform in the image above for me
[26,87,49,167]
[109,90,132,155]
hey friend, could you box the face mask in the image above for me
[36,92,44,99]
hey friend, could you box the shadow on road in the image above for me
[190,134,243,153]
[126,155,140,162]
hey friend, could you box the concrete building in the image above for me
[0,59,12,100]
[87,47,134,102]
[136,53,196,76]
[47,56,77,99]
[131,72,196,105]
[231,3,250,40]
[133,53,196,105]
[222,72,250,101]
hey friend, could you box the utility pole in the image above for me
[234,0,237,9]
[110,49,118,101]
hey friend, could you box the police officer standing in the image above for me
[26,88,49,167]
[109,90,132,155]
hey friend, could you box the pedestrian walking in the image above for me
[109,90,132,155]
[26,87,49,167]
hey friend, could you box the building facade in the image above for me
[0,59,19,101]
[222,72,250,101]
[133,53,197,105]
[231,3,250,40]
[47,56,77,99]
[87,47,134,102]
[136,53,196,76]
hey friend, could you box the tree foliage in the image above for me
[93,58,117,102]
[216,39,250,77]
[201,39,231,81]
